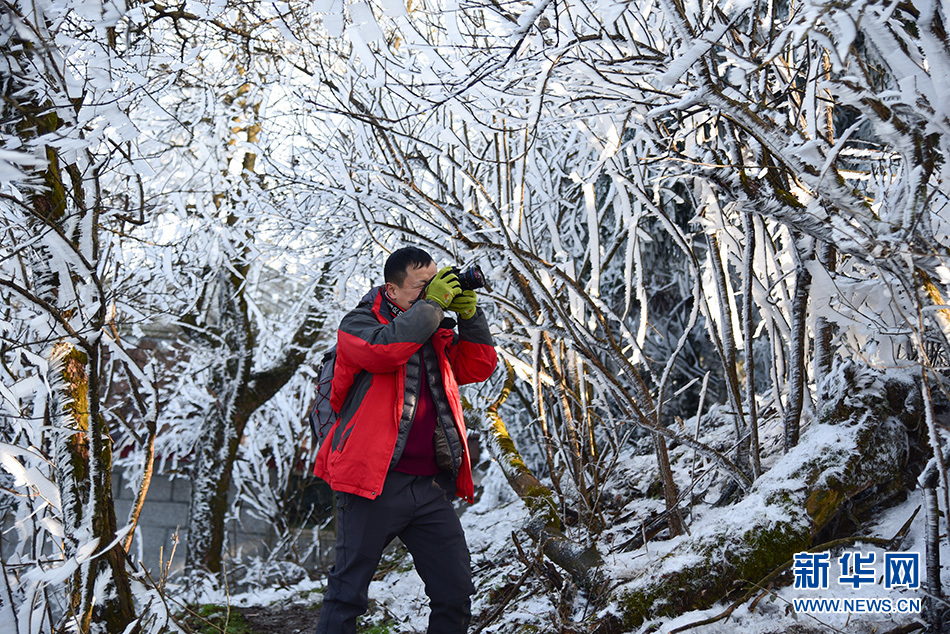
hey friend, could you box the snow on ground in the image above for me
[457,453,934,634]
[193,575,327,610]
[620,480,940,634]
[185,461,550,632]
[186,479,941,634]
[368,459,557,632]
[189,381,945,634]
[190,485,940,634]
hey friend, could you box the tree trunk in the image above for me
[184,271,332,574]
[783,234,812,451]
[21,99,138,631]
[921,461,943,633]
[706,231,750,476]
[52,344,137,632]
[741,209,761,476]
[813,241,836,389]
[182,68,333,573]
[480,360,604,590]
[182,265,255,574]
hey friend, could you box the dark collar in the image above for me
[380,289,404,319]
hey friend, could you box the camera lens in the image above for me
[454,265,488,291]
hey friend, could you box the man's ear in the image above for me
[385,282,397,299]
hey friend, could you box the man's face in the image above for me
[386,261,438,311]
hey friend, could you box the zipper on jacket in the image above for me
[428,345,463,473]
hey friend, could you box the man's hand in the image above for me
[447,290,477,320]
[425,266,461,309]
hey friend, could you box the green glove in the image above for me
[447,290,478,320]
[425,266,461,309]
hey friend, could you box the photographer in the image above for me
[313,246,497,634]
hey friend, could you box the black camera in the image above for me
[451,265,491,292]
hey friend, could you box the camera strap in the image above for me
[383,290,405,319]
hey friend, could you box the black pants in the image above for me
[315,471,474,634]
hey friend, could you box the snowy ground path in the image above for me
[234,604,321,634]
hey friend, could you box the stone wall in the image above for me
[0,469,335,590]
[113,470,335,579]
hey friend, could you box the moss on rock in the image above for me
[618,517,812,628]
[617,363,922,629]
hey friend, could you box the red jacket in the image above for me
[313,287,497,502]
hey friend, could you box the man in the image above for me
[313,246,497,634]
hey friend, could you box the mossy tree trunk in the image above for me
[16,98,138,631]
[480,360,604,589]
[181,268,331,575]
[52,344,137,633]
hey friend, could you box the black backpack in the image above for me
[307,346,338,448]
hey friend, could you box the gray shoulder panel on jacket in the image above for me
[456,307,494,346]
[340,299,444,346]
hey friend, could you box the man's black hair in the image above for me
[385,246,433,286]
